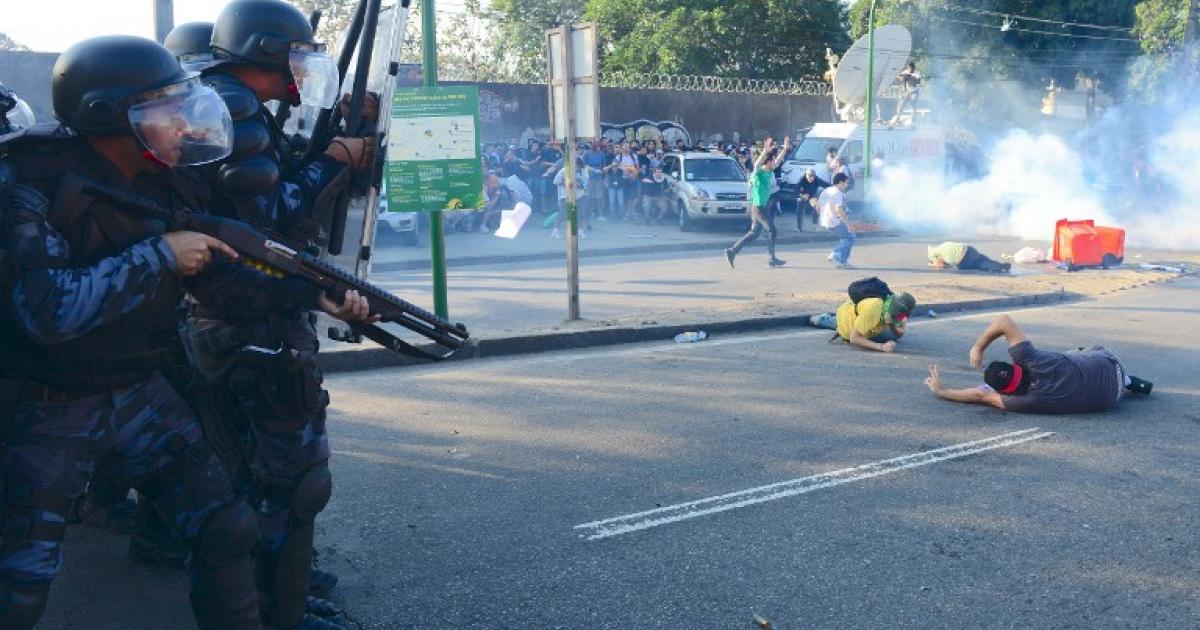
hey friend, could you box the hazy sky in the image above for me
[5,0,466,52]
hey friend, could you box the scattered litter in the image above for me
[927,309,938,318]
[752,614,772,629]
[1139,263,1184,273]
[1009,246,1047,264]
[494,202,531,239]
[674,331,709,343]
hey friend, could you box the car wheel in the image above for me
[678,201,695,232]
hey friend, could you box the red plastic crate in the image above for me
[1053,219,1125,270]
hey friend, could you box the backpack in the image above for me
[848,277,893,305]
[829,277,893,343]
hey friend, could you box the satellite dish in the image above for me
[833,25,912,107]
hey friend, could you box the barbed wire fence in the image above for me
[599,71,907,100]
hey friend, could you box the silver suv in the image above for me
[661,152,749,231]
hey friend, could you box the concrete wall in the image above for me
[0,50,834,141]
[469,81,833,148]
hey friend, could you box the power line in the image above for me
[939,3,1136,33]
[929,15,1141,43]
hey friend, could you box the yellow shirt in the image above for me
[835,298,888,341]
[928,241,967,266]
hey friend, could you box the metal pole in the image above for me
[1186,0,1199,91]
[561,27,580,320]
[421,0,449,319]
[153,0,174,43]
[863,0,877,217]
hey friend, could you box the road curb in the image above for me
[372,229,900,272]
[320,290,1079,373]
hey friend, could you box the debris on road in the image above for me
[674,331,709,343]
[752,614,772,629]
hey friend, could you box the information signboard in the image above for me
[386,85,483,211]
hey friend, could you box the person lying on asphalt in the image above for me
[924,314,1153,412]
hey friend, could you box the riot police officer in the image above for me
[0,35,370,629]
[183,2,372,628]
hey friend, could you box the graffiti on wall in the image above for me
[600,119,692,147]
[478,89,519,123]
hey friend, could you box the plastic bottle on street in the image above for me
[674,331,709,344]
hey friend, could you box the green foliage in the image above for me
[1133,0,1187,54]
[584,0,849,79]
[490,0,588,83]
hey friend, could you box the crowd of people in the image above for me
[447,135,828,238]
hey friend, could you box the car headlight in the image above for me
[693,189,711,200]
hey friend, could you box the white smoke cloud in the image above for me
[870,107,1200,252]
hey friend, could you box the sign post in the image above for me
[546,23,599,321]
[420,0,450,319]
[386,86,483,210]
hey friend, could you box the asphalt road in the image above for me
[44,278,1200,629]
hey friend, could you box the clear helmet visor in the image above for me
[3,95,35,131]
[289,50,339,109]
[127,78,233,167]
[179,53,217,74]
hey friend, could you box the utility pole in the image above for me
[421,0,449,319]
[560,28,580,320]
[1186,0,1199,91]
[863,0,877,217]
[153,0,174,43]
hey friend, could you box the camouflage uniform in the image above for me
[0,136,321,629]
[183,70,352,628]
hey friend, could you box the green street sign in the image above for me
[386,86,483,212]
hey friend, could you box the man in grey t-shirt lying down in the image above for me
[923,314,1153,413]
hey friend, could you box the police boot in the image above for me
[306,596,345,624]
[309,549,338,597]
[287,613,346,629]
[79,493,139,535]
[128,497,187,569]
[78,473,138,535]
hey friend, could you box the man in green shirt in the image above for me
[725,136,791,268]
[927,241,1010,273]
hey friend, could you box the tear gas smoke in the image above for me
[870,102,1200,252]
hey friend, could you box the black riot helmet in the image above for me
[0,80,36,134]
[52,36,234,166]
[165,22,217,73]
[211,0,339,108]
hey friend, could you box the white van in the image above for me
[780,122,947,209]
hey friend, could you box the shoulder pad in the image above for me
[218,154,280,199]
[205,75,261,122]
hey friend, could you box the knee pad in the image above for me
[290,463,331,522]
[0,580,50,630]
[194,500,258,567]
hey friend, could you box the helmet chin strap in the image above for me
[286,80,301,106]
[141,149,168,169]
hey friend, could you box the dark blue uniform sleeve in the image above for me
[4,211,179,344]
[246,155,347,238]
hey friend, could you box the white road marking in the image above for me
[574,428,1055,541]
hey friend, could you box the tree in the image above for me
[584,0,849,79]
[0,31,30,52]
[489,0,588,83]
[1128,0,1195,100]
